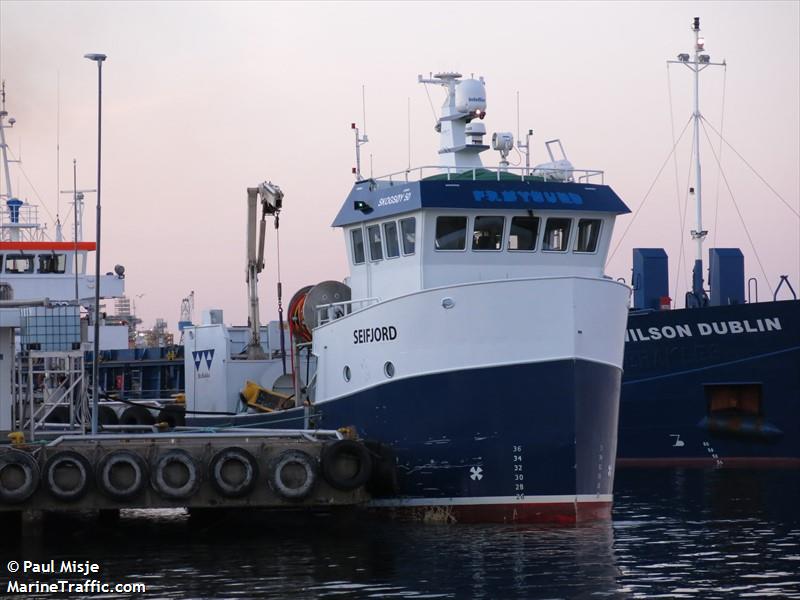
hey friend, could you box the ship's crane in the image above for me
[243,181,283,359]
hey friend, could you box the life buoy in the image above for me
[97,450,148,500]
[364,440,399,497]
[120,405,156,428]
[42,450,92,502]
[151,449,201,499]
[321,439,373,491]
[0,450,40,504]
[268,449,317,500]
[208,447,259,498]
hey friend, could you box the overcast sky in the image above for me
[1,1,798,330]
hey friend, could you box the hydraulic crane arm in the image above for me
[244,181,284,360]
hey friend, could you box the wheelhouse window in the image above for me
[6,254,34,274]
[472,216,504,251]
[38,253,67,274]
[350,228,365,265]
[542,218,572,252]
[435,216,467,250]
[400,217,416,255]
[575,219,602,253]
[383,221,400,258]
[367,225,383,261]
[508,216,540,251]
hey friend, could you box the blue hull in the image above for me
[620,299,800,466]
[188,359,622,523]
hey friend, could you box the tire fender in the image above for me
[0,449,40,504]
[42,450,92,502]
[209,447,259,498]
[151,449,201,499]
[97,450,148,500]
[321,440,373,491]
[268,449,317,500]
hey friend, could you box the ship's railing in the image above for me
[0,203,45,240]
[369,165,605,185]
[317,297,380,326]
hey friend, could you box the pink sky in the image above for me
[1,1,798,331]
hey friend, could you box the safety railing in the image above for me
[365,165,605,186]
[317,297,380,326]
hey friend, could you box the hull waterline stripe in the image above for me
[623,345,800,385]
[368,494,613,508]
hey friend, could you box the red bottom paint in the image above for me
[373,501,612,525]
[617,457,800,469]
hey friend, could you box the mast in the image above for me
[0,82,14,201]
[668,17,725,308]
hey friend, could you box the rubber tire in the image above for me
[151,449,201,499]
[157,405,186,429]
[42,450,92,502]
[321,440,373,491]
[120,405,156,427]
[97,405,119,426]
[45,405,70,424]
[268,449,317,501]
[97,450,148,501]
[364,440,400,497]
[0,450,40,504]
[208,447,259,498]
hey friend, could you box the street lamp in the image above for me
[84,52,106,435]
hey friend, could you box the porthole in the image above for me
[384,361,395,378]
[343,366,351,382]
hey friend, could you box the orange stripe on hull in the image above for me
[0,242,95,251]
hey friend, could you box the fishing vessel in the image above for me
[181,72,632,523]
[0,83,127,435]
[618,19,800,467]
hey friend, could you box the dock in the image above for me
[0,428,376,535]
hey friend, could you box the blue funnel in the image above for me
[6,198,23,223]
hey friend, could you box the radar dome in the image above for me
[455,78,486,114]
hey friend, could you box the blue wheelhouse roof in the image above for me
[332,178,631,227]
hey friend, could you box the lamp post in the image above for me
[84,52,106,435]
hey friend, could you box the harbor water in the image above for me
[2,468,799,599]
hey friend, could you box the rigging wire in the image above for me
[423,83,438,127]
[666,64,691,306]
[7,146,57,232]
[700,118,774,296]
[702,117,800,219]
[608,115,693,263]
[673,126,697,307]
[711,64,728,248]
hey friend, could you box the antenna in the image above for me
[515,91,532,173]
[407,97,411,170]
[56,71,61,240]
[351,85,369,180]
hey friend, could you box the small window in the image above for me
[435,216,467,250]
[6,254,34,274]
[383,221,400,258]
[384,361,395,378]
[575,219,602,253]
[343,366,351,382]
[542,218,572,252]
[367,225,383,261]
[472,216,505,251]
[351,229,365,265]
[508,216,540,251]
[37,253,67,274]
[400,217,416,255]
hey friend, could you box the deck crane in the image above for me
[243,181,283,359]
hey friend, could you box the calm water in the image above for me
[3,469,799,599]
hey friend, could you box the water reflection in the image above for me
[1,469,798,599]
